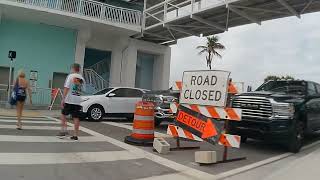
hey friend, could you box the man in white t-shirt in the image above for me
[57,63,85,141]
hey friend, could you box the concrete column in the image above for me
[110,46,123,87]
[152,47,171,90]
[110,39,138,88]
[74,29,91,71]
[110,38,129,87]
[122,43,137,87]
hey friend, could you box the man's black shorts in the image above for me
[62,103,83,118]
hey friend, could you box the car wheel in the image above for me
[154,117,162,127]
[287,121,304,153]
[88,105,104,121]
[240,136,248,143]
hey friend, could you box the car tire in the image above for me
[88,105,104,121]
[154,117,162,127]
[287,121,304,153]
[240,136,248,143]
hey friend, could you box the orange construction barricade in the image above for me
[125,101,155,146]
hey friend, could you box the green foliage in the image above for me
[196,36,225,70]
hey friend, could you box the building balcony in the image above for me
[0,0,142,34]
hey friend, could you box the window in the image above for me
[307,83,317,96]
[315,84,320,94]
[94,88,113,95]
[112,88,128,97]
[126,89,143,97]
[256,81,306,95]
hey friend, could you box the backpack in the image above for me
[9,79,19,105]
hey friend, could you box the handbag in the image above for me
[9,79,18,105]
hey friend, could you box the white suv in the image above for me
[81,87,148,121]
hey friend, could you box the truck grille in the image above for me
[232,96,272,119]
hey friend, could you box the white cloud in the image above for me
[170,12,320,89]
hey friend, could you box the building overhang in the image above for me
[0,0,142,37]
[136,0,320,45]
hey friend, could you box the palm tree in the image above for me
[197,36,225,70]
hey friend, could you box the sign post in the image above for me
[7,51,16,106]
[168,70,246,164]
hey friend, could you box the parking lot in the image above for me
[0,111,319,180]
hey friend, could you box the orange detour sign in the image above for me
[174,105,224,143]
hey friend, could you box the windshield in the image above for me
[256,81,306,95]
[93,88,114,95]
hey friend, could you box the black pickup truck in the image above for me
[230,80,320,152]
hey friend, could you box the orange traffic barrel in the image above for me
[125,101,155,146]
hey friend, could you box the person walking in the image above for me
[14,70,32,130]
[57,63,85,141]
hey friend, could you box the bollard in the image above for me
[125,101,155,146]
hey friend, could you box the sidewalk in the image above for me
[264,147,320,180]
[0,108,60,118]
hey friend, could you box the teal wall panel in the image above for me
[0,19,76,89]
[135,52,155,90]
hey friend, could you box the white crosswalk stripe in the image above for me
[0,135,106,142]
[0,116,49,120]
[0,151,143,165]
[0,119,60,124]
[101,121,172,138]
[0,124,61,130]
[0,115,213,180]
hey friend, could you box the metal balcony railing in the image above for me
[83,68,109,93]
[11,0,142,26]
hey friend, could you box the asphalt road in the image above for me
[0,115,319,180]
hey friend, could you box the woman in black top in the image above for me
[14,70,32,130]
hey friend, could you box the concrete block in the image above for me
[195,151,217,164]
[153,138,170,154]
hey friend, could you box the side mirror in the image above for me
[247,86,252,92]
[108,93,116,97]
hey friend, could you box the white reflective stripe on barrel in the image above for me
[132,129,154,134]
[134,115,154,121]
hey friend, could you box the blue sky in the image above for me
[170,12,320,89]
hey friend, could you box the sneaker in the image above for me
[56,132,68,139]
[70,136,78,141]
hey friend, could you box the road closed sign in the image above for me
[180,70,230,107]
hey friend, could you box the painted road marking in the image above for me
[134,172,195,180]
[46,116,216,180]
[0,135,106,142]
[0,151,143,165]
[0,125,61,130]
[0,116,48,120]
[0,119,60,124]
[46,116,320,180]
[101,121,171,138]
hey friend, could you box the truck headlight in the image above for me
[272,103,295,118]
[154,96,164,104]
